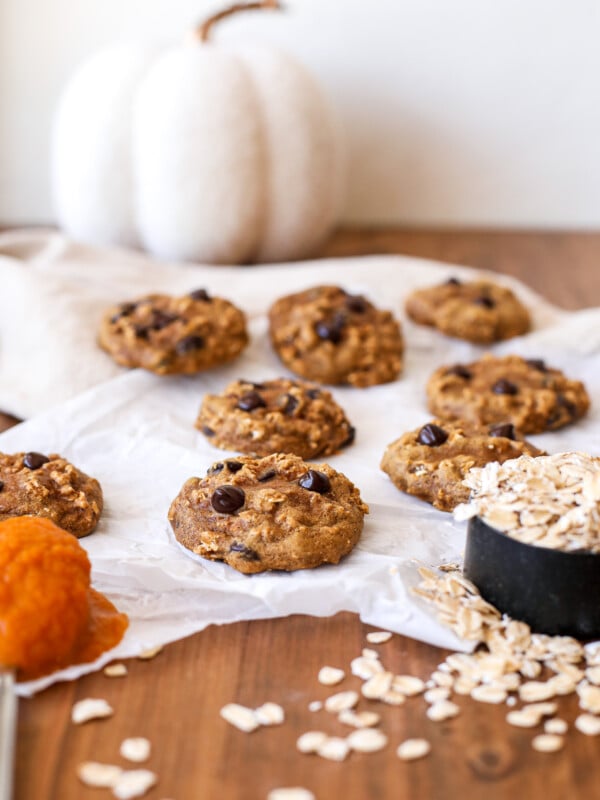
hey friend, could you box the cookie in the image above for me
[168,453,368,574]
[427,355,590,433]
[196,378,355,459]
[0,452,103,537]
[99,289,248,375]
[268,285,403,387]
[405,277,531,343]
[381,419,545,511]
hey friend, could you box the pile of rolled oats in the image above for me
[413,564,600,751]
[454,452,600,552]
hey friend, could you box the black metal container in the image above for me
[464,515,600,639]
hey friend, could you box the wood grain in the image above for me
[6,228,600,800]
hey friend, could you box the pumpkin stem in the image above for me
[195,0,281,43]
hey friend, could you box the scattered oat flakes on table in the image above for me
[366,631,393,644]
[71,698,114,724]
[104,663,128,678]
[120,738,151,763]
[397,739,431,761]
[267,789,316,800]
[317,666,345,686]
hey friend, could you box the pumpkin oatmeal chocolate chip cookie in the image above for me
[168,453,368,574]
[98,289,248,375]
[381,419,545,512]
[197,377,355,459]
[268,285,403,387]
[427,355,590,434]
[0,451,103,537]
[405,277,531,343]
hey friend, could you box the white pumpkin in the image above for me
[52,1,342,264]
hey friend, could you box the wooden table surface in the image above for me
[6,228,600,800]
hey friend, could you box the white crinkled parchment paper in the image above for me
[0,231,599,696]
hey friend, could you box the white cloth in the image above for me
[1,229,598,696]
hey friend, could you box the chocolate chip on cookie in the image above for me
[0,452,103,537]
[99,291,248,375]
[427,354,590,433]
[168,453,368,574]
[268,285,403,387]
[405,279,531,343]
[381,419,544,511]
[196,377,356,459]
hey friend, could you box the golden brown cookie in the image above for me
[0,452,103,537]
[196,378,355,459]
[381,419,545,511]
[168,453,368,574]
[98,289,248,375]
[268,285,403,387]
[427,355,590,433]
[406,277,531,343]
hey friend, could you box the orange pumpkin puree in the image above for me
[0,516,128,680]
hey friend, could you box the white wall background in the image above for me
[1,0,600,227]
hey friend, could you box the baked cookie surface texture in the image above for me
[427,355,590,433]
[381,419,544,511]
[0,452,103,537]
[197,378,355,459]
[168,453,368,574]
[406,277,531,343]
[99,289,248,374]
[268,285,403,387]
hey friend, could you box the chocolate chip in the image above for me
[229,543,259,560]
[110,302,136,323]
[258,470,276,483]
[298,469,331,494]
[0,480,4,492]
[526,358,547,372]
[189,289,211,302]
[315,315,345,344]
[306,388,321,399]
[201,426,215,438]
[492,379,518,395]
[207,462,224,474]
[23,452,49,470]
[148,310,178,330]
[175,334,205,354]
[474,296,495,309]
[226,461,243,473]
[445,364,472,379]
[557,394,577,417]
[489,423,516,440]
[446,277,461,286]
[134,325,150,340]
[211,485,245,514]
[247,381,266,390]
[417,424,449,447]
[236,391,266,412]
[341,426,356,448]
[282,394,299,416]
[346,295,368,313]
